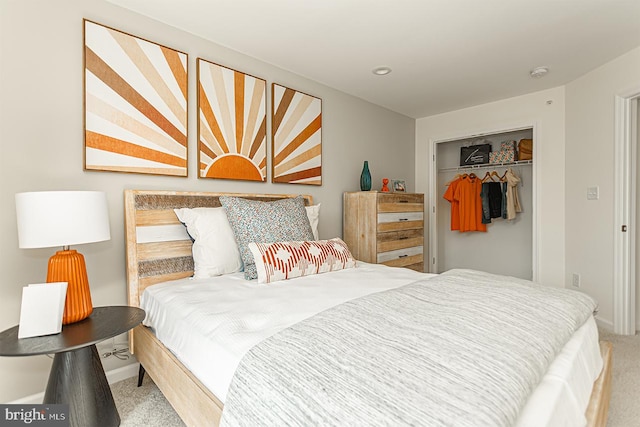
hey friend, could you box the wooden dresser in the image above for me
[343,191,424,272]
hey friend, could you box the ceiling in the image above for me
[106,0,640,119]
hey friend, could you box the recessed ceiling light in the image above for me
[530,66,549,78]
[372,66,392,76]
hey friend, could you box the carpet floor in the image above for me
[112,329,640,426]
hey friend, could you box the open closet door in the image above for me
[432,127,535,280]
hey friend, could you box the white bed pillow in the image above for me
[174,207,242,278]
[248,238,356,284]
[305,204,320,240]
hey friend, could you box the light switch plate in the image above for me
[587,186,599,200]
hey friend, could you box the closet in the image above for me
[432,128,534,279]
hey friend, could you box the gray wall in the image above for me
[0,0,416,402]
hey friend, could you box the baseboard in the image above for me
[106,362,140,385]
[8,362,139,404]
[595,315,614,332]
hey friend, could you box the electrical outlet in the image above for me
[572,273,581,288]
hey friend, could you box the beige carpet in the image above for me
[112,376,185,427]
[112,329,640,426]
[597,329,640,427]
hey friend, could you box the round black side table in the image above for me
[0,306,145,427]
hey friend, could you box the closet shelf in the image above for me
[438,160,532,173]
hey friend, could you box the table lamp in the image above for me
[15,191,111,325]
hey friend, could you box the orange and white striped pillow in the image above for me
[248,238,356,284]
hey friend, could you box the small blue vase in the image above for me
[360,161,372,191]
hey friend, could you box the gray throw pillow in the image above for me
[219,196,314,280]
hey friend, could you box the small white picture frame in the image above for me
[391,179,406,193]
[18,282,67,339]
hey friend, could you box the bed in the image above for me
[124,190,612,427]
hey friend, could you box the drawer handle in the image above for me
[399,218,409,221]
[399,200,409,203]
[399,255,408,258]
[399,236,409,240]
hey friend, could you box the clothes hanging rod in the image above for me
[438,160,533,173]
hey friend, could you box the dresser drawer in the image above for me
[377,229,423,253]
[377,212,423,223]
[377,212,424,232]
[377,212,423,233]
[382,256,424,271]
[404,261,425,272]
[377,193,423,213]
[377,193,424,205]
[377,246,423,263]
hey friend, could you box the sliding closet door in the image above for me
[435,129,534,279]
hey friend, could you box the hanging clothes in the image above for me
[443,176,462,231]
[481,182,491,224]
[454,174,486,232]
[481,181,503,224]
[488,182,503,218]
[501,181,508,219]
[505,168,522,220]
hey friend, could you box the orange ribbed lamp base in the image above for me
[46,249,93,325]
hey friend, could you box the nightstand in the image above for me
[0,306,145,427]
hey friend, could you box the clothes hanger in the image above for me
[481,171,494,182]
[446,173,463,185]
[490,170,502,181]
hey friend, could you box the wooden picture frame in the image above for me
[83,20,188,176]
[197,59,267,181]
[271,83,322,185]
[391,179,406,192]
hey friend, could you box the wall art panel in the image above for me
[271,83,322,185]
[83,20,188,176]
[197,58,266,181]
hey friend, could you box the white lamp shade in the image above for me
[16,191,111,249]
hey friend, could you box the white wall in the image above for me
[0,0,415,402]
[416,87,566,288]
[565,47,640,330]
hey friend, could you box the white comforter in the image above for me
[141,261,431,401]
[141,262,602,426]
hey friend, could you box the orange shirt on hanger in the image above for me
[454,175,486,232]
[443,177,461,231]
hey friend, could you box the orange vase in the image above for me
[47,249,93,324]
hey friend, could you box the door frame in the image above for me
[428,121,540,281]
[613,87,640,335]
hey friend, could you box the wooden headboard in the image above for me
[124,190,313,309]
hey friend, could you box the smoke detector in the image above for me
[530,66,549,78]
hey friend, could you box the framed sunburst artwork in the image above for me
[83,20,188,176]
[271,84,322,185]
[197,59,267,181]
